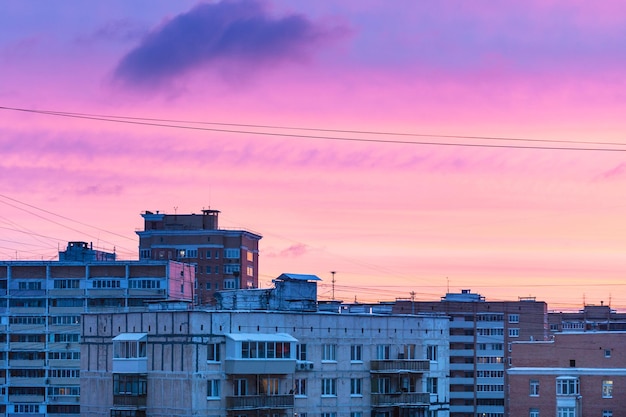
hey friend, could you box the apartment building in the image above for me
[548,303,626,333]
[136,209,262,305]
[509,332,626,417]
[0,246,194,417]
[393,290,548,417]
[80,274,451,417]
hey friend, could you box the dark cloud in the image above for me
[113,0,347,88]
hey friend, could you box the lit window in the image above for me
[602,380,613,398]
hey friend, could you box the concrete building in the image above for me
[136,209,262,305]
[0,249,194,417]
[508,332,626,417]
[80,275,451,417]
[392,290,548,417]
[58,241,116,262]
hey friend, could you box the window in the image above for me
[426,345,438,361]
[206,250,212,259]
[224,279,237,289]
[322,413,336,417]
[294,378,306,396]
[322,344,336,361]
[350,378,362,396]
[605,349,612,358]
[509,328,520,337]
[296,344,307,361]
[140,249,151,259]
[234,379,247,396]
[351,413,362,417]
[18,281,42,290]
[15,404,40,413]
[322,378,337,396]
[427,377,438,394]
[602,380,613,398]
[556,377,579,395]
[351,344,362,362]
[375,377,390,393]
[113,374,147,395]
[509,314,520,323]
[206,282,211,290]
[207,380,220,398]
[224,264,240,275]
[260,378,279,395]
[247,251,254,262]
[247,266,254,276]
[376,344,390,360]
[529,409,539,417]
[225,248,240,259]
[53,279,80,289]
[529,379,539,396]
[208,343,220,362]
[557,407,575,417]
[603,411,613,417]
[404,344,416,359]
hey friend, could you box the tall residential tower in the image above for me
[136,209,262,305]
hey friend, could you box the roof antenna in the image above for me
[331,271,336,301]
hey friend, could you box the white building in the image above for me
[81,275,450,417]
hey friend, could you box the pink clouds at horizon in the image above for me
[2,0,626,310]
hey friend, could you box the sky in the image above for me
[2,0,626,310]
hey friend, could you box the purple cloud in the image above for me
[113,0,347,88]
[598,162,626,181]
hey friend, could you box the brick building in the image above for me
[393,290,548,417]
[136,209,262,305]
[509,332,626,417]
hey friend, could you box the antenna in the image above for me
[174,206,178,215]
[331,271,336,301]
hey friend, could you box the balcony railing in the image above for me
[371,392,430,407]
[113,395,147,407]
[370,359,430,373]
[226,394,294,410]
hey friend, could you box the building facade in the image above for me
[136,209,262,305]
[81,276,451,417]
[0,256,194,417]
[392,290,548,417]
[509,332,626,417]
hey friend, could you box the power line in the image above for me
[3,105,626,152]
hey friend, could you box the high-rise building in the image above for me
[393,289,548,417]
[509,332,626,417]
[81,275,451,417]
[548,303,626,333]
[0,245,194,417]
[136,209,262,305]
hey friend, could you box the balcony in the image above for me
[371,392,430,407]
[370,360,430,373]
[225,359,296,375]
[114,395,147,408]
[226,394,294,410]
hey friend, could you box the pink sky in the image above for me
[2,0,626,310]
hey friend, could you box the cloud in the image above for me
[113,0,348,88]
[76,19,147,44]
[597,162,626,181]
[265,243,309,258]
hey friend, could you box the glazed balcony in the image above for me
[370,359,430,373]
[226,394,294,410]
